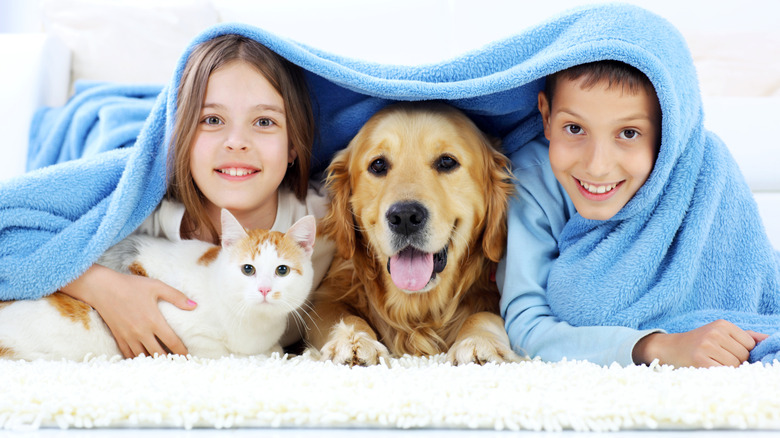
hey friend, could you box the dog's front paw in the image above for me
[447,335,524,366]
[319,321,391,366]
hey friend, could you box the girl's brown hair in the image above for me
[167,34,314,240]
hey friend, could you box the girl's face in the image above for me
[190,60,296,229]
[539,77,660,221]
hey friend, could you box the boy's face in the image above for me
[538,77,660,220]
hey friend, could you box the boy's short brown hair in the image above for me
[544,60,657,109]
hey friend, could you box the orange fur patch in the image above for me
[0,301,11,311]
[0,344,14,358]
[45,292,92,330]
[198,246,221,266]
[128,262,148,277]
[238,229,305,276]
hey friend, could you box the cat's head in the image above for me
[219,209,316,314]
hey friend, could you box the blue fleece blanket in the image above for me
[3,3,780,362]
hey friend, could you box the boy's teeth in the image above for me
[579,180,617,194]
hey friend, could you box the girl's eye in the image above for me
[620,129,639,140]
[564,124,583,135]
[276,265,289,277]
[242,264,256,276]
[256,118,275,128]
[203,116,222,125]
[368,157,388,176]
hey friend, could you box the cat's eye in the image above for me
[276,265,290,277]
[242,264,256,276]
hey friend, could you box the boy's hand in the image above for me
[61,264,197,358]
[633,319,768,368]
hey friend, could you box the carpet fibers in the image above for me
[1,353,779,431]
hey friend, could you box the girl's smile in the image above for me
[215,164,261,179]
[189,60,296,230]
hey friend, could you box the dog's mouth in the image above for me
[386,246,448,292]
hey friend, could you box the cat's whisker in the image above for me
[280,298,311,332]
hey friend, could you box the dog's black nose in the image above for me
[386,201,428,236]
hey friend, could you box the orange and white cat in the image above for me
[0,209,316,361]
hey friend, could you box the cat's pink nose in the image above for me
[258,287,271,297]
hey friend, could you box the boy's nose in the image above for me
[583,140,613,178]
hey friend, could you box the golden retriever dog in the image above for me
[307,102,522,366]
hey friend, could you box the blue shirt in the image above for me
[497,137,661,366]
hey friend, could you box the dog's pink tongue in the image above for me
[389,249,433,291]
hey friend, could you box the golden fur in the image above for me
[307,102,521,365]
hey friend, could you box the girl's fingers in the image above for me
[157,285,197,311]
[115,338,134,359]
[156,327,188,356]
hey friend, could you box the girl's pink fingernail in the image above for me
[187,299,197,307]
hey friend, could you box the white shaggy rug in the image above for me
[1,352,780,432]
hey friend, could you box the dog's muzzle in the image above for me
[385,201,448,292]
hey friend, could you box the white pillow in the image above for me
[41,0,219,92]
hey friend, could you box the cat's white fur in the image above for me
[0,210,315,361]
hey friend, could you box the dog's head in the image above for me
[322,102,513,294]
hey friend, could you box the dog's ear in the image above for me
[322,147,357,259]
[482,143,514,263]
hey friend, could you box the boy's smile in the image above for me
[538,77,660,220]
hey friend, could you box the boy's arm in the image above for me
[499,141,661,366]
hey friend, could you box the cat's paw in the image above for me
[446,335,524,366]
[319,321,390,366]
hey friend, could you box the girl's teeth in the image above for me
[219,168,254,177]
[580,180,617,194]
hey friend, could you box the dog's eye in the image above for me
[368,158,388,176]
[435,155,459,173]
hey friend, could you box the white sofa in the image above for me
[2,0,779,248]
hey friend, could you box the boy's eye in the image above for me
[242,264,256,276]
[276,265,289,277]
[620,129,639,140]
[256,118,275,127]
[564,124,583,135]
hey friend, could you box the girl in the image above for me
[60,34,334,358]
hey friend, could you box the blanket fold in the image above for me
[2,4,780,362]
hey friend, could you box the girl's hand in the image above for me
[633,319,768,368]
[60,264,197,358]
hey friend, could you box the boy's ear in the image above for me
[537,91,551,139]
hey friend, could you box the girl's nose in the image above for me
[224,127,249,151]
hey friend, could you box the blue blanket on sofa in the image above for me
[4,3,780,363]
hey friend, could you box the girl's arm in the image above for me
[60,264,196,358]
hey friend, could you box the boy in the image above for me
[498,61,767,368]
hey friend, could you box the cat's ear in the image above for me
[286,215,316,257]
[220,209,248,248]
